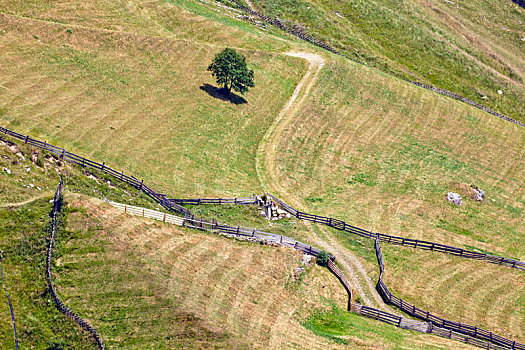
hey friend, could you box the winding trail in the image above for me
[256,52,389,310]
[0,192,54,208]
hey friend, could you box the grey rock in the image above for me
[447,192,462,206]
[472,188,485,201]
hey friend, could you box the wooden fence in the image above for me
[0,126,191,218]
[175,193,524,271]
[374,236,524,350]
[352,304,510,350]
[169,196,259,206]
[229,0,524,128]
[47,181,104,349]
[265,193,525,271]
[326,260,353,311]
[108,201,325,258]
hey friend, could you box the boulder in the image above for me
[472,188,485,201]
[447,192,462,206]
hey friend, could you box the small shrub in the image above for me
[316,250,330,266]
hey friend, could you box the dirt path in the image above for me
[256,51,324,191]
[0,191,54,208]
[255,52,391,310]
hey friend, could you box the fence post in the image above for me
[62,149,66,160]
[139,179,143,190]
[124,205,127,213]
[44,141,47,149]
[24,135,28,143]
[163,213,166,222]
[101,162,105,171]
[82,158,85,167]
[142,208,145,217]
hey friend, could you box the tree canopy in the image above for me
[207,48,254,95]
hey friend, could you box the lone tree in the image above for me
[207,48,254,95]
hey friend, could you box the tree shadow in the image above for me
[200,84,247,105]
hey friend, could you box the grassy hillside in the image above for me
[248,0,525,122]
[271,56,524,258]
[0,138,480,349]
[1,0,523,348]
[265,55,524,341]
[56,193,481,349]
[380,244,525,342]
[0,3,308,198]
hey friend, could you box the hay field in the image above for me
[0,3,307,198]
[380,244,525,343]
[250,0,525,122]
[52,193,479,349]
[266,55,524,339]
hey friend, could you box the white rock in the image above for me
[472,188,485,201]
[25,167,30,172]
[302,254,312,266]
[37,187,41,191]
[3,167,11,174]
[497,90,503,94]
[29,183,34,188]
[447,192,462,206]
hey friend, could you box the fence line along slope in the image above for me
[0,10,308,197]
[374,236,524,350]
[229,0,525,125]
[46,181,105,349]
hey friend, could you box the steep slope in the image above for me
[247,0,525,122]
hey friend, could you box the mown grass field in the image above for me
[249,0,525,122]
[54,193,480,349]
[0,0,523,348]
[269,55,524,341]
[0,2,307,198]
[0,138,481,349]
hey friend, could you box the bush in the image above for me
[316,250,330,266]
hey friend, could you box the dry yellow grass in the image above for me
[261,55,524,342]
[59,193,482,349]
[380,244,525,342]
[0,9,307,197]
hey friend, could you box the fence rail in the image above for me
[326,260,353,310]
[47,181,105,349]
[108,202,325,258]
[229,0,524,128]
[373,236,524,350]
[352,304,509,350]
[169,197,259,206]
[265,193,525,271]
[0,126,191,218]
